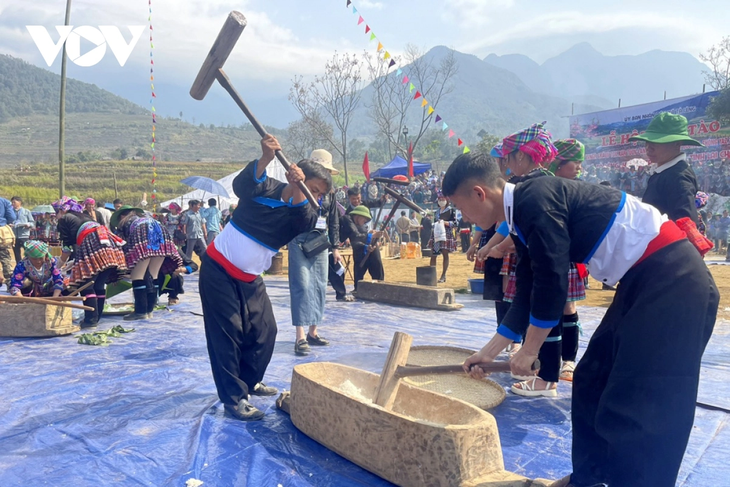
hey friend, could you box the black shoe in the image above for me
[306,334,330,346]
[438,277,446,283]
[295,339,311,356]
[224,400,265,421]
[123,312,148,321]
[250,382,278,396]
[80,320,98,329]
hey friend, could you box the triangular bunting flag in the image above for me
[347,0,351,5]
[388,59,396,68]
[458,138,463,146]
[427,106,434,115]
[435,115,442,123]
[448,130,455,138]
[365,25,370,33]
[353,6,357,13]
[370,32,376,41]
[409,83,415,92]
[397,68,402,75]
[403,75,409,84]
[383,51,390,60]
[358,16,364,25]
[463,146,471,154]
[442,122,448,131]
[377,42,383,51]
[421,98,428,107]
[414,91,422,100]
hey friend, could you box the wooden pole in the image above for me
[58,0,72,198]
[373,331,413,409]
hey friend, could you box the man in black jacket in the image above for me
[443,152,717,487]
[629,112,701,224]
[156,247,198,306]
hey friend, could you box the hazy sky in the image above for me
[0,0,727,100]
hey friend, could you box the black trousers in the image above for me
[409,231,420,244]
[571,240,718,487]
[328,252,347,299]
[199,253,277,406]
[157,273,184,299]
[353,248,384,290]
[13,238,28,263]
[460,231,470,252]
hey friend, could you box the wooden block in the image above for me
[356,281,463,311]
[0,303,79,337]
[373,332,413,409]
[290,362,505,487]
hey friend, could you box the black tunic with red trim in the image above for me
[498,177,625,340]
[229,160,318,250]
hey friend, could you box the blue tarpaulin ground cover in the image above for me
[1,274,728,486]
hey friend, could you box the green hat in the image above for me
[110,205,144,228]
[628,112,703,146]
[349,205,372,222]
[550,139,585,173]
[24,240,51,259]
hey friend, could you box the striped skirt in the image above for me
[70,227,127,285]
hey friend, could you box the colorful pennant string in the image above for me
[149,0,156,209]
[346,0,468,154]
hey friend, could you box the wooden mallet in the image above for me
[190,11,319,210]
[373,332,540,409]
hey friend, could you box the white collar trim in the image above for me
[653,153,686,174]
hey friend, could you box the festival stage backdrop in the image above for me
[569,91,730,167]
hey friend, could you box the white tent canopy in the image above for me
[160,160,288,209]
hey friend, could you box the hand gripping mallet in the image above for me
[190,11,319,210]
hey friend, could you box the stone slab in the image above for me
[355,281,463,311]
[290,362,504,487]
[0,303,78,337]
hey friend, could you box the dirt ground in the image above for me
[276,248,730,320]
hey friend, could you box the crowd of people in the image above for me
[0,110,721,487]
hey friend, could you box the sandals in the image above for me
[438,277,446,283]
[560,361,575,382]
[511,378,558,397]
[337,295,355,302]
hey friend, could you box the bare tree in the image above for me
[365,53,413,160]
[367,45,458,158]
[700,36,730,90]
[289,52,364,185]
[286,116,336,161]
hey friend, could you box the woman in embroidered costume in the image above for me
[9,240,64,297]
[475,123,560,395]
[54,196,127,327]
[547,139,588,383]
[111,206,182,321]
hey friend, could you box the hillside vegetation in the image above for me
[0,160,245,207]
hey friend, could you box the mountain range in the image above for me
[0,43,711,163]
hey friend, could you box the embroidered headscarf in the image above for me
[549,139,585,174]
[501,122,557,165]
[52,196,84,213]
[84,197,96,206]
[168,202,182,213]
[695,191,709,209]
[23,240,51,259]
[490,142,504,158]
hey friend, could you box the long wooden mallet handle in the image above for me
[214,70,320,209]
[0,295,94,311]
[189,11,319,209]
[394,359,541,378]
